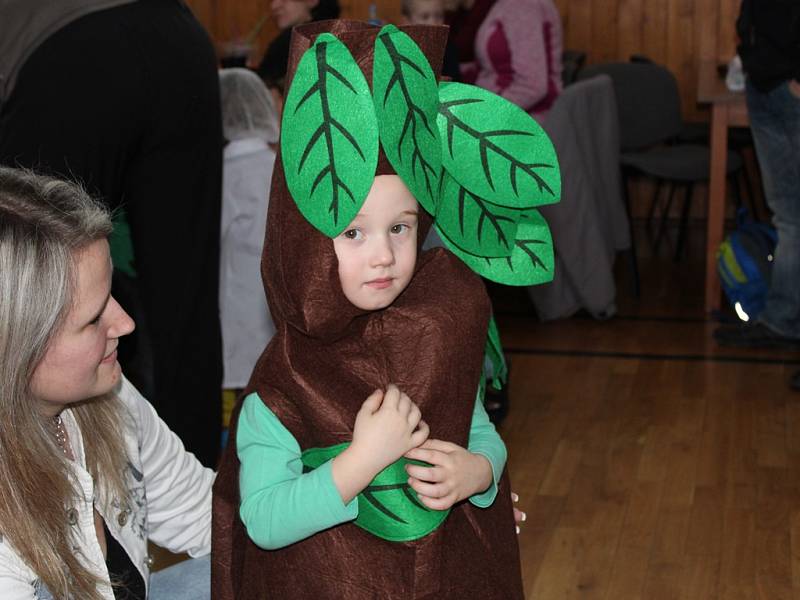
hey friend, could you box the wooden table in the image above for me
[697,60,749,313]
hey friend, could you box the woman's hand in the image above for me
[333,385,429,504]
[404,439,493,510]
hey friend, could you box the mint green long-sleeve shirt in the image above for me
[237,391,507,550]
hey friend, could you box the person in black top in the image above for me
[256,0,341,95]
[715,0,800,393]
[0,0,225,467]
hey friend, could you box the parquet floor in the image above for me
[493,223,800,600]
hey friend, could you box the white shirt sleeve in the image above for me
[117,376,216,557]
[0,540,37,600]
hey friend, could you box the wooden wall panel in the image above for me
[616,0,643,63]
[186,0,746,122]
[592,0,618,63]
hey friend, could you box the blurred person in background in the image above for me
[256,0,341,97]
[401,0,461,81]
[714,0,800,395]
[0,0,225,467]
[218,68,280,437]
[468,0,563,122]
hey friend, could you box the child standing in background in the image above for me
[219,69,280,427]
[401,0,462,81]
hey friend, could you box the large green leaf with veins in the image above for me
[436,171,522,258]
[437,82,560,210]
[373,25,442,214]
[436,211,555,286]
[302,442,448,541]
[281,34,379,237]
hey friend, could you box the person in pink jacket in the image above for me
[467,0,563,121]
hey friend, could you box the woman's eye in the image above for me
[89,314,102,326]
[391,224,409,234]
[343,229,362,240]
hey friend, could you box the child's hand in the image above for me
[352,384,429,470]
[404,439,493,511]
[332,385,428,504]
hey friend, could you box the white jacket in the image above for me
[0,375,215,599]
[220,137,277,388]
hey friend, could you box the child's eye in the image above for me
[343,228,363,240]
[391,224,409,234]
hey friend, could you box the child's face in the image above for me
[404,0,445,25]
[333,176,419,311]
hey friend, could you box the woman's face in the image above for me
[271,0,318,30]
[30,239,135,416]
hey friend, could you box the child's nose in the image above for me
[370,237,395,268]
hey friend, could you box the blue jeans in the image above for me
[148,554,210,600]
[36,555,210,600]
[746,79,800,339]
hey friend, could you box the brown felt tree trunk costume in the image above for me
[212,20,525,599]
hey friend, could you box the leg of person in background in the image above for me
[714,79,800,351]
[0,0,223,466]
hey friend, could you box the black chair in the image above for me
[561,50,586,87]
[628,55,759,219]
[577,62,745,261]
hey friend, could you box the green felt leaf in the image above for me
[302,442,448,541]
[373,25,442,214]
[281,33,379,237]
[436,210,555,286]
[435,171,521,258]
[484,314,507,390]
[437,82,560,209]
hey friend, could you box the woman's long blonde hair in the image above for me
[0,168,131,600]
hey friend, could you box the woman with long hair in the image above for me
[0,167,214,600]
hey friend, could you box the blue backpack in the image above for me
[717,210,777,321]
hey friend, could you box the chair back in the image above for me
[577,62,683,151]
[561,50,587,86]
[531,73,630,319]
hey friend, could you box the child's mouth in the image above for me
[365,278,393,290]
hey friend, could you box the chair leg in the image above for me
[740,153,759,220]
[620,169,641,297]
[653,182,676,255]
[674,182,694,261]
[730,169,759,221]
[646,179,663,235]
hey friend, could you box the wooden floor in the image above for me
[492,222,800,600]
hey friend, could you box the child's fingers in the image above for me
[407,476,449,499]
[407,402,421,427]
[382,384,400,410]
[404,446,443,465]
[418,438,458,454]
[415,492,455,511]
[359,389,383,414]
[405,463,442,482]
[396,391,412,416]
[409,420,429,447]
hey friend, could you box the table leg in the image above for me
[705,103,729,313]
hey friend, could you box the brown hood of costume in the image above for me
[212,20,523,599]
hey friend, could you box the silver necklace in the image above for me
[50,415,69,456]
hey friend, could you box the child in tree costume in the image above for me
[212,19,560,599]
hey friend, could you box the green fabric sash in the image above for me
[301,442,449,542]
